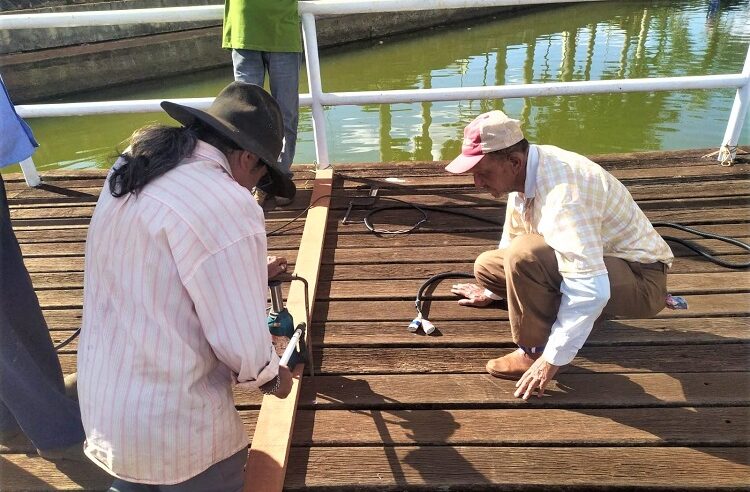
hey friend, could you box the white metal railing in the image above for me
[2,0,749,184]
[0,0,607,29]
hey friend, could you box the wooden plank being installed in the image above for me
[243,168,333,492]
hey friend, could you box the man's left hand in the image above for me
[514,356,560,400]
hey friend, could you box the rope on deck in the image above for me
[702,144,746,166]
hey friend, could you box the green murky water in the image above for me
[6,0,750,174]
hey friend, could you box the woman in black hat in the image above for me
[78,82,294,491]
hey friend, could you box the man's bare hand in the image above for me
[451,283,493,307]
[514,356,560,400]
[267,256,288,279]
[273,365,293,399]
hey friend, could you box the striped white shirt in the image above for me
[78,141,279,484]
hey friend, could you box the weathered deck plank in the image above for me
[52,343,750,376]
[288,407,750,446]
[313,317,750,347]
[283,446,749,490]
[48,316,750,354]
[26,272,750,304]
[313,293,750,321]
[289,372,750,409]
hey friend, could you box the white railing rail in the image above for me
[2,0,749,182]
[0,0,606,29]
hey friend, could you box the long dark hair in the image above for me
[109,122,240,197]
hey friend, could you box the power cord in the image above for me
[54,329,80,351]
[356,197,749,268]
[651,222,750,269]
[408,272,475,335]
[363,196,503,235]
[266,193,332,237]
[348,196,750,336]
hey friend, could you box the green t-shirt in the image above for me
[223,0,301,52]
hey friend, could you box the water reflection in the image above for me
[13,0,750,172]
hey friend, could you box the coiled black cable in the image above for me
[360,200,750,268]
[363,197,503,235]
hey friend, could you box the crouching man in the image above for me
[448,111,673,400]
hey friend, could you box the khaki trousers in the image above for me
[474,234,668,348]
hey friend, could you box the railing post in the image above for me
[301,12,330,169]
[19,157,42,187]
[719,44,750,165]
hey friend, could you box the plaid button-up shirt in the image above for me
[501,145,673,277]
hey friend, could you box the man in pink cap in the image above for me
[447,110,673,400]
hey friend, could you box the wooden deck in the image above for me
[1,148,749,490]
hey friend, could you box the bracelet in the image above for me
[259,374,281,395]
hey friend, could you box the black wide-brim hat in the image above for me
[160,82,296,199]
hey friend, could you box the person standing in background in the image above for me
[0,74,86,461]
[223,0,301,207]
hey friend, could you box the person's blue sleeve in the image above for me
[0,74,38,168]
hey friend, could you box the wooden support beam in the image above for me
[243,168,333,492]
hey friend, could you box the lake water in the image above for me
[6,0,750,173]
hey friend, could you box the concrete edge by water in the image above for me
[2,6,529,103]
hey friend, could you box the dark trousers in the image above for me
[0,173,85,450]
[109,448,248,492]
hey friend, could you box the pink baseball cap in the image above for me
[445,110,525,174]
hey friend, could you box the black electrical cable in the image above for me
[363,197,503,235]
[54,328,81,351]
[414,272,474,316]
[361,199,750,269]
[651,222,750,269]
[407,220,750,315]
[266,193,332,237]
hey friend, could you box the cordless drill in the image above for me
[268,279,305,369]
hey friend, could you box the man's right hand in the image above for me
[451,283,494,307]
[267,255,288,279]
[273,365,293,399]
